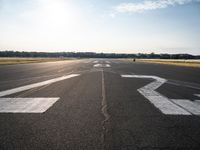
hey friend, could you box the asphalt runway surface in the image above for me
[0,59,200,150]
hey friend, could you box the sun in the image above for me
[42,0,70,25]
[37,0,80,30]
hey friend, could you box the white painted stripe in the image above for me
[172,99,200,115]
[0,74,80,97]
[93,64,102,67]
[121,75,166,83]
[0,98,59,113]
[121,74,191,115]
[105,61,110,64]
[121,75,167,91]
[105,64,111,67]
[93,64,111,68]
[138,90,191,115]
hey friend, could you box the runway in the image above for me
[0,59,200,149]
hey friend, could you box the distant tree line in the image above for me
[136,53,200,59]
[0,51,199,59]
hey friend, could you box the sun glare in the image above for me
[35,0,81,31]
[40,1,70,26]
[28,0,84,43]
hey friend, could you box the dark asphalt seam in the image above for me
[101,70,111,150]
[167,80,200,90]
[16,84,51,98]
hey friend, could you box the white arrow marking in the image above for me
[121,75,191,115]
[0,74,80,97]
[171,99,200,115]
[0,74,80,113]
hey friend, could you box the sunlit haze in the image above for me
[0,0,200,54]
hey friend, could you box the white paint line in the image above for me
[93,64,111,68]
[101,70,110,146]
[121,74,191,115]
[0,74,80,97]
[101,70,110,121]
[0,98,59,113]
[105,64,111,67]
[121,75,166,91]
[93,64,103,67]
[138,90,191,115]
[172,99,200,115]
[93,61,99,63]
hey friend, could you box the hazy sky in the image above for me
[0,0,200,54]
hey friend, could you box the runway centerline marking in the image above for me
[101,70,110,148]
[0,74,80,113]
[121,74,200,115]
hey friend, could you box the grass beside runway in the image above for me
[123,59,200,68]
[0,57,78,65]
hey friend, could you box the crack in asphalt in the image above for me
[101,70,111,150]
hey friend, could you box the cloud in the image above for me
[114,0,199,13]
